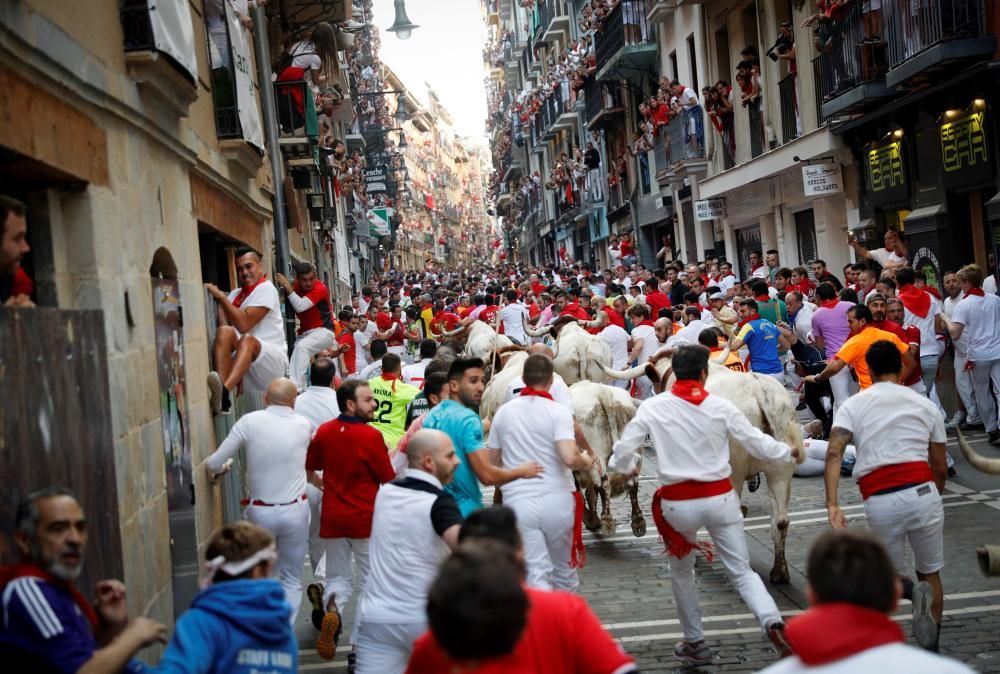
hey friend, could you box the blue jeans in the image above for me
[683,105,705,157]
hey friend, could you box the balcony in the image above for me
[654,115,708,185]
[813,1,895,118]
[583,79,625,132]
[593,0,657,84]
[645,0,678,24]
[778,73,800,145]
[550,90,577,133]
[883,0,994,89]
[486,0,500,26]
[274,80,320,165]
[554,189,581,221]
[539,0,571,44]
[120,0,198,117]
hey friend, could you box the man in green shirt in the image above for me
[368,353,420,451]
[750,279,788,325]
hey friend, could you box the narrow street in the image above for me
[295,425,1000,673]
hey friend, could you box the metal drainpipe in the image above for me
[251,2,296,348]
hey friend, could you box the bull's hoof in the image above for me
[600,515,617,537]
[631,514,647,538]
[583,509,602,532]
[769,565,791,585]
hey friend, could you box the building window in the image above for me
[794,209,818,267]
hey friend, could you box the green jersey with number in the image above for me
[368,375,421,450]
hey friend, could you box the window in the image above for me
[687,34,698,94]
[795,209,818,268]
[669,50,679,81]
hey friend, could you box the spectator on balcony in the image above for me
[772,22,802,137]
[850,229,909,272]
[0,195,33,308]
[620,233,636,268]
[275,22,341,133]
[667,80,703,157]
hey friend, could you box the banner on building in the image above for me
[147,0,198,82]
[802,164,843,197]
[367,208,392,236]
[694,198,725,222]
[365,166,387,194]
[940,107,992,190]
[226,1,264,151]
[865,136,908,207]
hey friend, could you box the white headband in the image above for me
[199,545,277,589]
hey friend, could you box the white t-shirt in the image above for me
[359,360,383,381]
[293,386,340,431]
[499,302,530,343]
[227,280,285,350]
[287,40,322,72]
[942,294,969,357]
[902,293,942,357]
[487,396,576,499]
[599,324,631,369]
[760,642,975,674]
[718,274,737,294]
[869,247,908,269]
[402,358,432,385]
[504,374,573,410]
[632,324,660,363]
[984,274,998,295]
[677,86,698,107]
[673,319,707,346]
[353,329,370,369]
[950,292,1000,361]
[832,381,946,481]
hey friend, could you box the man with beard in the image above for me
[867,294,922,392]
[0,195,34,307]
[0,488,167,670]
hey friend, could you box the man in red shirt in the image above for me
[556,291,592,322]
[306,379,395,661]
[276,264,336,390]
[336,310,359,378]
[430,300,462,339]
[478,294,501,325]
[644,278,672,319]
[1,195,34,307]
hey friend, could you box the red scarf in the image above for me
[670,379,709,405]
[636,319,656,328]
[651,478,731,559]
[753,293,770,302]
[570,491,587,568]
[0,563,99,631]
[785,603,904,666]
[519,387,553,400]
[897,284,931,318]
[382,372,400,392]
[737,312,760,330]
[819,298,839,310]
[232,274,268,308]
[967,287,986,297]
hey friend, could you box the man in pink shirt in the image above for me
[810,283,854,414]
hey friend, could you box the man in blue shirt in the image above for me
[0,487,166,673]
[730,299,789,383]
[420,357,543,516]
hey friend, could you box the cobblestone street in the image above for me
[295,426,1000,673]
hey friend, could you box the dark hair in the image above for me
[522,353,554,388]
[775,267,792,281]
[672,344,710,380]
[369,339,388,361]
[505,288,517,302]
[879,277,897,292]
[234,246,261,261]
[16,487,76,538]
[205,521,275,584]
[838,288,859,303]
[0,195,27,235]
[848,303,872,323]
[336,379,368,411]
[448,357,485,382]
[683,291,699,304]
[684,306,701,321]
[865,340,902,380]
[459,505,522,550]
[895,267,915,286]
[806,530,897,613]
[739,298,759,313]
[697,328,721,348]
[749,279,769,297]
[815,283,836,301]
[309,356,337,387]
[766,249,778,256]
[812,259,827,268]
[426,541,528,661]
[425,356,453,379]
[381,352,402,374]
[751,249,762,258]
[419,338,438,360]
[338,308,354,322]
[361,286,373,298]
[294,261,316,277]
[423,372,449,400]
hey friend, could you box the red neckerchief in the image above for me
[637,319,656,328]
[0,563,99,631]
[737,312,761,330]
[232,274,268,308]
[670,379,710,405]
[750,265,764,276]
[967,287,986,297]
[898,283,931,318]
[753,293,770,302]
[692,303,705,312]
[785,603,904,666]
[382,372,400,392]
[519,387,553,400]
[924,286,943,300]
[819,298,839,309]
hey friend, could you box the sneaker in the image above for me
[959,421,985,432]
[767,622,794,658]
[989,430,1000,446]
[673,640,712,665]
[207,372,224,415]
[347,652,357,674]
[911,581,938,650]
[945,412,964,429]
[747,473,762,493]
[307,583,325,631]
[316,603,342,661]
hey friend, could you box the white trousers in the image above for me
[508,491,578,592]
[864,482,945,574]
[289,327,336,390]
[659,491,782,642]
[323,537,370,644]
[355,620,426,674]
[953,353,980,423]
[829,366,853,417]
[970,358,1000,433]
[245,499,310,625]
[306,484,324,578]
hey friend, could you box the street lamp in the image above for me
[386,0,419,40]
[394,94,410,125]
[397,131,408,149]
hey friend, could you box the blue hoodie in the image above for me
[140,579,297,674]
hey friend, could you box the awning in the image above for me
[903,204,947,235]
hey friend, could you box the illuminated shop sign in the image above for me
[940,108,993,189]
[866,137,908,207]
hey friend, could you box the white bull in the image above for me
[601,354,803,585]
[524,316,612,385]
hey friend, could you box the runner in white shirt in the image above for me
[941,272,980,428]
[206,249,289,414]
[402,339,437,387]
[608,345,795,665]
[498,289,530,345]
[942,264,1000,446]
[488,354,594,591]
[206,378,312,625]
[671,307,706,346]
[823,340,948,649]
[895,268,944,395]
[600,322,632,389]
[625,304,659,400]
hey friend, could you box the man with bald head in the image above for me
[207,377,313,624]
[355,429,463,674]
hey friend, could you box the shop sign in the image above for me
[802,164,843,197]
[364,166,387,194]
[694,198,725,221]
[367,208,392,236]
[866,138,908,207]
[940,109,992,190]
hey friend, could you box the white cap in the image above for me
[709,291,725,301]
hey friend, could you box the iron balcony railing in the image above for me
[663,114,706,165]
[274,80,319,143]
[537,0,555,35]
[554,189,581,220]
[812,56,827,128]
[778,73,799,145]
[747,102,765,159]
[584,79,623,123]
[885,0,987,68]
[812,1,885,104]
[593,0,652,71]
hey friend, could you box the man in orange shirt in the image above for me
[804,304,915,390]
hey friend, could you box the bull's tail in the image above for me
[751,374,804,464]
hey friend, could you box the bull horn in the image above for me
[441,325,465,338]
[522,314,551,337]
[956,429,1000,474]
[599,362,648,380]
[711,344,731,364]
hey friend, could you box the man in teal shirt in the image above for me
[730,298,789,383]
[420,357,542,515]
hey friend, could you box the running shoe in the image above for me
[767,622,794,658]
[316,605,342,661]
[911,581,938,650]
[673,640,712,665]
[307,583,325,630]
[207,372,224,415]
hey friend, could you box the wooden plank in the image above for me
[0,308,122,589]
